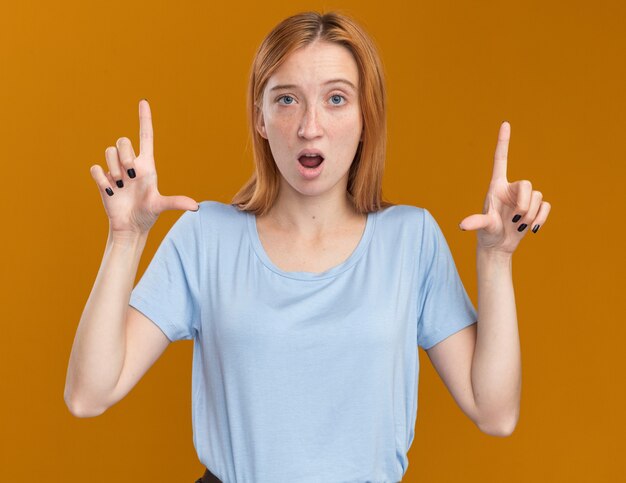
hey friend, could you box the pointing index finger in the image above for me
[139,99,153,158]
[492,121,510,182]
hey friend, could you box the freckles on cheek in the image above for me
[272,117,295,134]
[334,107,360,126]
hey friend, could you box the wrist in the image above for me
[477,247,513,263]
[108,228,149,248]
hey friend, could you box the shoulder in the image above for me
[195,200,247,225]
[376,203,430,228]
[371,205,434,253]
[193,200,250,241]
[166,200,239,239]
[376,205,451,256]
[197,200,241,216]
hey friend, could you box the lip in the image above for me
[296,148,325,160]
[297,157,325,180]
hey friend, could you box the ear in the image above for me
[255,106,268,139]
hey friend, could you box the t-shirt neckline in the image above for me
[246,209,377,281]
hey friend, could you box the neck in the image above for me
[263,182,361,239]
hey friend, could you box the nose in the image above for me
[297,105,323,139]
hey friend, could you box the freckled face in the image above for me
[255,40,363,197]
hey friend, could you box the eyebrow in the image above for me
[269,78,357,92]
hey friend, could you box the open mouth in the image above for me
[298,155,324,168]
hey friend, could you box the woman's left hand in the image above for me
[458,121,552,256]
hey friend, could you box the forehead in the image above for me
[266,41,359,91]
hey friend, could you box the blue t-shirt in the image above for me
[129,200,477,483]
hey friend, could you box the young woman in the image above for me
[65,10,551,483]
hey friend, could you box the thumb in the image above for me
[159,195,200,213]
[458,213,490,231]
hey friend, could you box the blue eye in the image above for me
[277,95,294,105]
[330,94,346,105]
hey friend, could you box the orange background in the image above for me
[1,0,624,481]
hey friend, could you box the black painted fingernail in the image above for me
[106,187,114,196]
[532,224,540,233]
[127,168,136,179]
[116,179,124,188]
[512,214,522,222]
[518,223,527,232]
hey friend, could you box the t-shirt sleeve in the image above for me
[128,209,203,342]
[416,208,477,350]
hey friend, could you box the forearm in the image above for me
[64,229,148,416]
[471,248,521,434]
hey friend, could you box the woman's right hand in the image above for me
[90,99,199,237]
